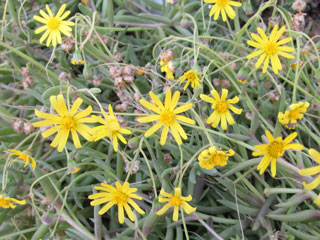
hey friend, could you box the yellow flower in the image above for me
[160,61,175,80]
[198,146,234,170]
[8,149,36,170]
[200,89,242,130]
[204,0,242,22]
[0,195,26,209]
[278,102,309,129]
[33,94,96,152]
[34,4,75,47]
[92,105,131,152]
[247,25,295,74]
[179,70,202,90]
[252,130,304,177]
[155,188,196,222]
[88,181,145,224]
[299,149,320,191]
[138,90,195,145]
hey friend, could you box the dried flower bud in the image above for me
[123,65,135,76]
[26,76,34,85]
[221,79,231,88]
[292,0,306,12]
[160,49,174,63]
[242,0,254,15]
[167,0,178,5]
[164,153,173,164]
[23,122,34,134]
[124,160,140,174]
[109,66,122,78]
[291,13,306,32]
[123,75,134,83]
[13,119,23,133]
[59,72,71,81]
[134,93,141,102]
[41,213,55,225]
[245,112,253,120]
[114,52,123,62]
[230,63,238,70]
[249,80,258,87]
[213,78,221,86]
[22,80,29,89]
[21,67,29,77]
[114,77,123,87]
[92,78,102,87]
[266,92,279,101]
[61,38,74,52]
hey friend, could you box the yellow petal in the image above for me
[160,125,169,145]
[98,201,114,215]
[303,175,320,190]
[309,149,320,164]
[299,166,320,176]
[144,121,163,137]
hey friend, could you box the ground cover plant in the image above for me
[0,0,320,239]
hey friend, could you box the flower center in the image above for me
[113,191,128,204]
[170,196,182,207]
[106,115,120,136]
[265,42,278,56]
[160,110,175,125]
[210,153,225,165]
[268,141,284,158]
[61,116,76,130]
[289,109,299,120]
[47,18,60,30]
[216,0,229,7]
[215,101,228,113]
[0,198,9,207]
[187,73,197,81]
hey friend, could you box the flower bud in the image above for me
[71,49,85,65]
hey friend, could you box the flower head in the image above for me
[88,181,145,224]
[200,89,242,130]
[204,0,242,22]
[92,105,131,152]
[8,149,36,170]
[155,188,196,222]
[0,195,26,209]
[34,4,75,47]
[33,94,96,152]
[253,130,304,177]
[179,70,202,90]
[247,25,295,74]
[299,149,320,191]
[278,102,309,129]
[161,61,175,80]
[198,146,234,170]
[138,90,195,145]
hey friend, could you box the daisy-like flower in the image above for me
[246,25,295,74]
[33,94,96,152]
[204,0,242,22]
[92,105,131,152]
[160,61,175,80]
[155,188,196,222]
[253,130,304,177]
[278,102,310,129]
[34,4,75,47]
[179,70,202,90]
[0,195,26,209]
[200,88,242,130]
[299,149,320,191]
[88,181,145,224]
[8,149,36,170]
[198,146,235,170]
[138,90,195,145]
